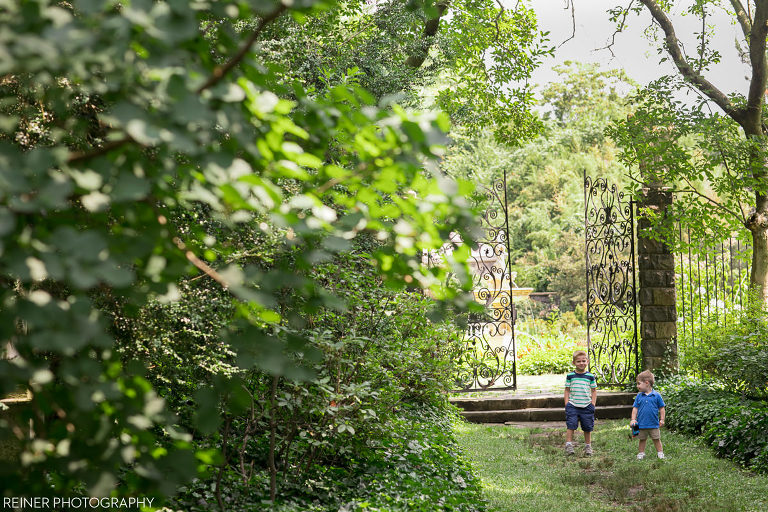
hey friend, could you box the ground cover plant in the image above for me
[456,420,768,512]
[174,405,485,511]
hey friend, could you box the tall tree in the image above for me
[611,0,768,304]
[607,0,768,303]
[252,0,552,142]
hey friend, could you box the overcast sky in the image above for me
[527,1,751,103]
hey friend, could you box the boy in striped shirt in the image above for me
[564,350,597,456]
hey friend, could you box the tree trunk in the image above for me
[745,127,768,307]
[750,224,768,304]
[405,1,449,68]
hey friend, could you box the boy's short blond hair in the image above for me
[637,370,655,387]
[572,350,587,363]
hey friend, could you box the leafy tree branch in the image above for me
[638,0,743,123]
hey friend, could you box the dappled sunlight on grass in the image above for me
[455,419,768,512]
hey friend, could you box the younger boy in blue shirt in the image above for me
[630,370,666,460]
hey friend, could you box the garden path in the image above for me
[455,420,768,512]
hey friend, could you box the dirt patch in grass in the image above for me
[458,421,768,512]
[525,428,657,510]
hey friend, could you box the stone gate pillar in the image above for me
[637,187,678,373]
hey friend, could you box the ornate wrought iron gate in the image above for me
[584,175,639,386]
[454,172,517,391]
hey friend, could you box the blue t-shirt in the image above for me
[633,390,665,429]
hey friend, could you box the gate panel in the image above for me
[454,172,516,391]
[584,175,639,386]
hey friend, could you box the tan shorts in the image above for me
[638,428,661,440]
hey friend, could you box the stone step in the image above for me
[450,392,635,412]
[460,404,633,424]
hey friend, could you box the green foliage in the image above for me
[608,82,754,251]
[122,246,474,506]
[173,405,485,511]
[256,1,430,102]
[0,0,552,500]
[255,0,551,143]
[114,280,239,411]
[605,3,768,306]
[704,404,768,474]
[432,0,552,143]
[682,298,768,399]
[0,0,521,499]
[516,344,574,376]
[675,240,751,369]
[541,61,636,133]
[658,376,742,435]
[514,310,585,376]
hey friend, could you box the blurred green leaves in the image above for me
[0,0,493,500]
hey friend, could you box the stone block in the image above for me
[641,306,677,322]
[642,356,665,372]
[654,321,677,339]
[653,288,677,306]
[638,288,654,306]
[642,323,655,338]
[639,270,675,287]
[637,237,666,254]
[639,254,675,270]
[641,340,667,358]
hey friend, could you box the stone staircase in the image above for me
[451,391,636,424]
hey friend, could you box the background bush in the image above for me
[515,309,585,375]
[682,300,768,399]
[517,344,576,375]
[125,249,481,510]
[173,405,485,512]
[703,404,768,474]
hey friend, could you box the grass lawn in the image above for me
[455,420,768,512]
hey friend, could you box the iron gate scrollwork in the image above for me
[453,171,516,392]
[584,175,639,386]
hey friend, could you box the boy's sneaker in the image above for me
[565,443,575,456]
[636,453,645,460]
[657,452,665,459]
[584,444,593,456]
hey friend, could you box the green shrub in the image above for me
[155,251,476,508]
[703,404,768,473]
[696,341,768,399]
[517,344,575,375]
[172,405,485,511]
[683,299,768,399]
[514,309,585,376]
[657,376,743,435]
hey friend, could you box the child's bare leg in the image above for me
[566,429,575,443]
[638,438,647,454]
[652,438,663,453]
[584,431,592,445]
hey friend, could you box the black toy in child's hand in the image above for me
[630,423,640,438]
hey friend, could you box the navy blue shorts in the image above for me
[565,402,595,432]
